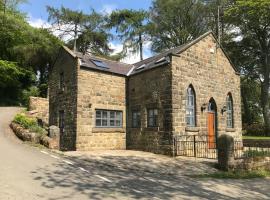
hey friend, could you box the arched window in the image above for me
[226,93,233,128]
[186,85,196,127]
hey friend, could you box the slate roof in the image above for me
[62,31,239,76]
[74,51,134,76]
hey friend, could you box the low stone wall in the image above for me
[28,96,49,125]
[243,139,270,148]
[10,122,58,149]
[231,157,270,171]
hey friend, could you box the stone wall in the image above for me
[76,69,126,150]
[48,48,78,151]
[231,157,270,171]
[29,96,49,124]
[127,66,173,155]
[171,34,242,140]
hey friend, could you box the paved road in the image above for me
[0,107,270,200]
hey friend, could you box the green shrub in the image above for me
[243,123,266,136]
[13,113,46,135]
[21,86,40,109]
[13,113,37,128]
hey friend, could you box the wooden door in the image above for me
[208,112,215,148]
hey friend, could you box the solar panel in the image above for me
[91,59,108,68]
[136,64,146,71]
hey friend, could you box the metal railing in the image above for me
[174,135,270,159]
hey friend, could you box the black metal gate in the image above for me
[173,135,217,159]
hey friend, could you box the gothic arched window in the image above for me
[226,93,234,128]
[186,85,196,127]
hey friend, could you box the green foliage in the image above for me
[106,9,149,60]
[241,78,262,125]
[13,113,46,135]
[0,60,35,105]
[0,4,61,105]
[243,123,266,136]
[225,0,270,135]
[242,136,270,140]
[21,86,40,108]
[13,113,37,128]
[149,0,209,52]
[47,6,110,56]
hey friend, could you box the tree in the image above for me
[0,5,62,99]
[0,60,34,105]
[106,9,149,61]
[47,6,111,55]
[241,77,262,125]
[225,0,270,135]
[149,0,209,53]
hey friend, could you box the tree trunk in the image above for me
[261,53,270,136]
[261,81,270,136]
[139,33,143,61]
[73,24,77,51]
[242,88,252,125]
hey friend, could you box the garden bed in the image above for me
[10,113,58,149]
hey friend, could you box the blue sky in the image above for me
[19,0,152,21]
[19,0,153,63]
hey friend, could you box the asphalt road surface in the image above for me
[0,107,269,200]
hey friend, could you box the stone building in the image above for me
[49,31,242,155]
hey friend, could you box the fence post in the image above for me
[194,135,196,157]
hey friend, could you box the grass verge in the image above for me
[192,170,270,179]
[243,136,270,140]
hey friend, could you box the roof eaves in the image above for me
[126,66,136,76]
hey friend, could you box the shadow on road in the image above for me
[30,154,270,200]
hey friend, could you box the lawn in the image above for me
[242,136,270,140]
[192,170,270,179]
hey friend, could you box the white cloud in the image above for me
[28,16,50,29]
[101,4,117,15]
[27,14,75,42]
[109,42,152,64]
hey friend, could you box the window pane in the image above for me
[110,111,115,119]
[96,111,101,118]
[149,117,154,127]
[102,119,107,126]
[96,119,101,126]
[102,111,107,118]
[116,120,121,127]
[186,86,195,127]
[116,112,121,118]
[110,120,115,126]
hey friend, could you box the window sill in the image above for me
[185,127,199,132]
[226,128,236,132]
[92,127,125,133]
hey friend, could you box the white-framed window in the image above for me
[132,111,141,128]
[186,85,196,127]
[147,108,158,127]
[226,94,233,128]
[95,110,122,127]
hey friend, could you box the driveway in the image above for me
[0,107,269,200]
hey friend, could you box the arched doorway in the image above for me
[208,98,217,148]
